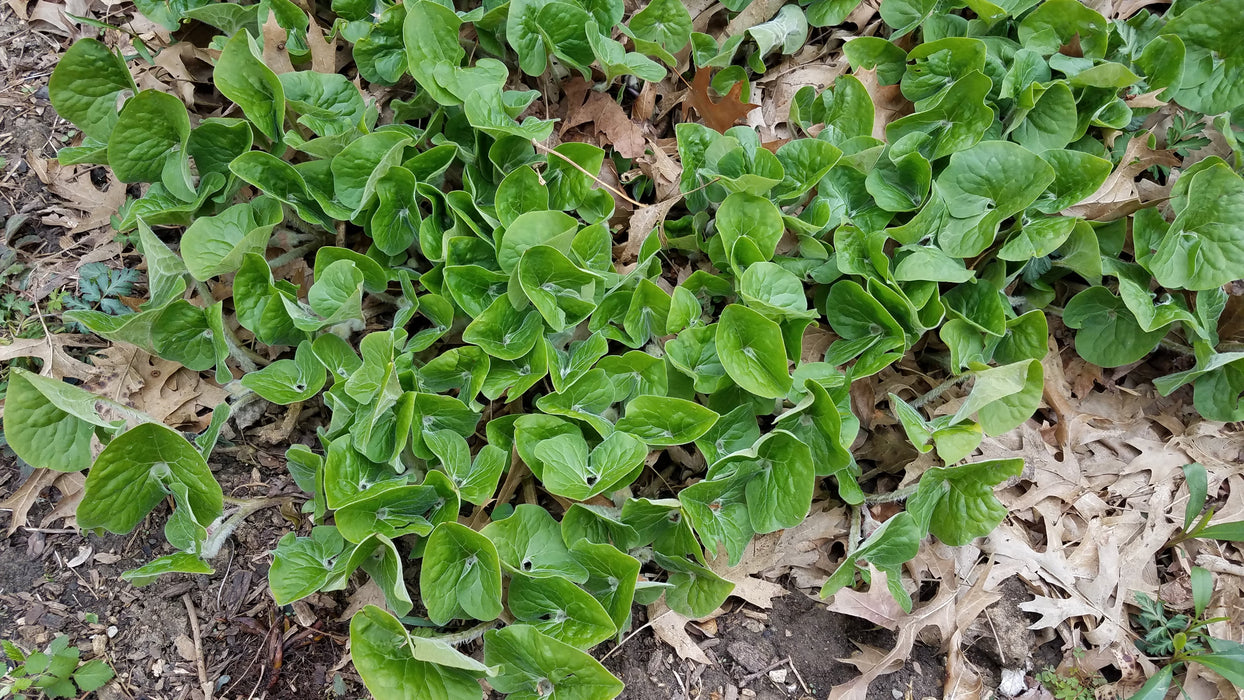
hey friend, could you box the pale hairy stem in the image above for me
[201,496,295,559]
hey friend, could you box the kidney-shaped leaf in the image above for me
[351,605,493,700]
[484,624,624,700]
[508,572,617,649]
[3,369,116,473]
[716,304,791,399]
[48,38,136,141]
[420,521,504,625]
[77,422,223,535]
[482,504,588,581]
[908,458,1023,545]
[615,395,719,446]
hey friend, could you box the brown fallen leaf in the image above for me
[6,0,30,19]
[705,546,788,610]
[620,196,681,265]
[306,12,341,74]
[824,564,904,629]
[723,0,785,35]
[853,67,913,140]
[683,69,759,134]
[562,79,648,160]
[1109,0,1171,18]
[1018,595,1103,630]
[1061,131,1179,220]
[758,62,848,137]
[150,42,204,108]
[827,587,957,699]
[80,345,229,431]
[338,578,389,622]
[835,641,896,674]
[633,138,683,201]
[943,630,984,700]
[0,469,83,537]
[39,472,85,532]
[27,0,89,37]
[42,160,127,234]
[261,8,295,74]
[648,601,714,665]
[801,324,836,364]
[0,333,105,382]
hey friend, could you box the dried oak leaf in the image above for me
[0,469,83,536]
[620,196,681,265]
[562,78,647,160]
[1061,131,1179,220]
[824,564,905,629]
[80,345,228,431]
[648,601,714,665]
[683,69,759,134]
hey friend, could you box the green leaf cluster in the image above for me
[1,634,114,699]
[18,0,1244,696]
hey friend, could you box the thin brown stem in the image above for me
[530,138,644,207]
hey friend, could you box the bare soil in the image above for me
[0,452,367,700]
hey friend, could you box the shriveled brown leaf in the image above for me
[648,601,714,665]
[1018,595,1103,630]
[1125,90,1168,109]
[724,0,785,36]
[621,197,681,264]
[683,69,759,134]
[705,543,788,610]
[43,161,126,234]
[80,345,228,431]
[0,469,83,537]
[253,402,304,445]
[6,0,30,19]
[846,0,881,26]
[824,564,904,629]
[338,579,389,621]
[634,138,683,201]
[28,0,89,37]
[0,333,105,382]
[1109,0,1171,17]
[306,13,340,74]
[943,630,984,700]
[741,501,849,589]
[632,80,660,122]
[261,8,295,74]
[835,641,895,673]
[801,324,835,364]
[151,42,203,107]
[853,66,912,139]
[827,588,957,699]
[39,472,85,531]
[562,79,647,159]
[725,574,787,609]
[1062,131,1179,220]
[757,62,848,136]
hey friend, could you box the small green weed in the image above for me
[0,634,114,699]
[63,262,139,316]
[1035,660,1105,700]
[1128,568,1244,697]
[1132,591,1207,658]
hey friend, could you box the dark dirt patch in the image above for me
[0,451,366,700]
[0,6,70,234]
[605,587,952,700]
